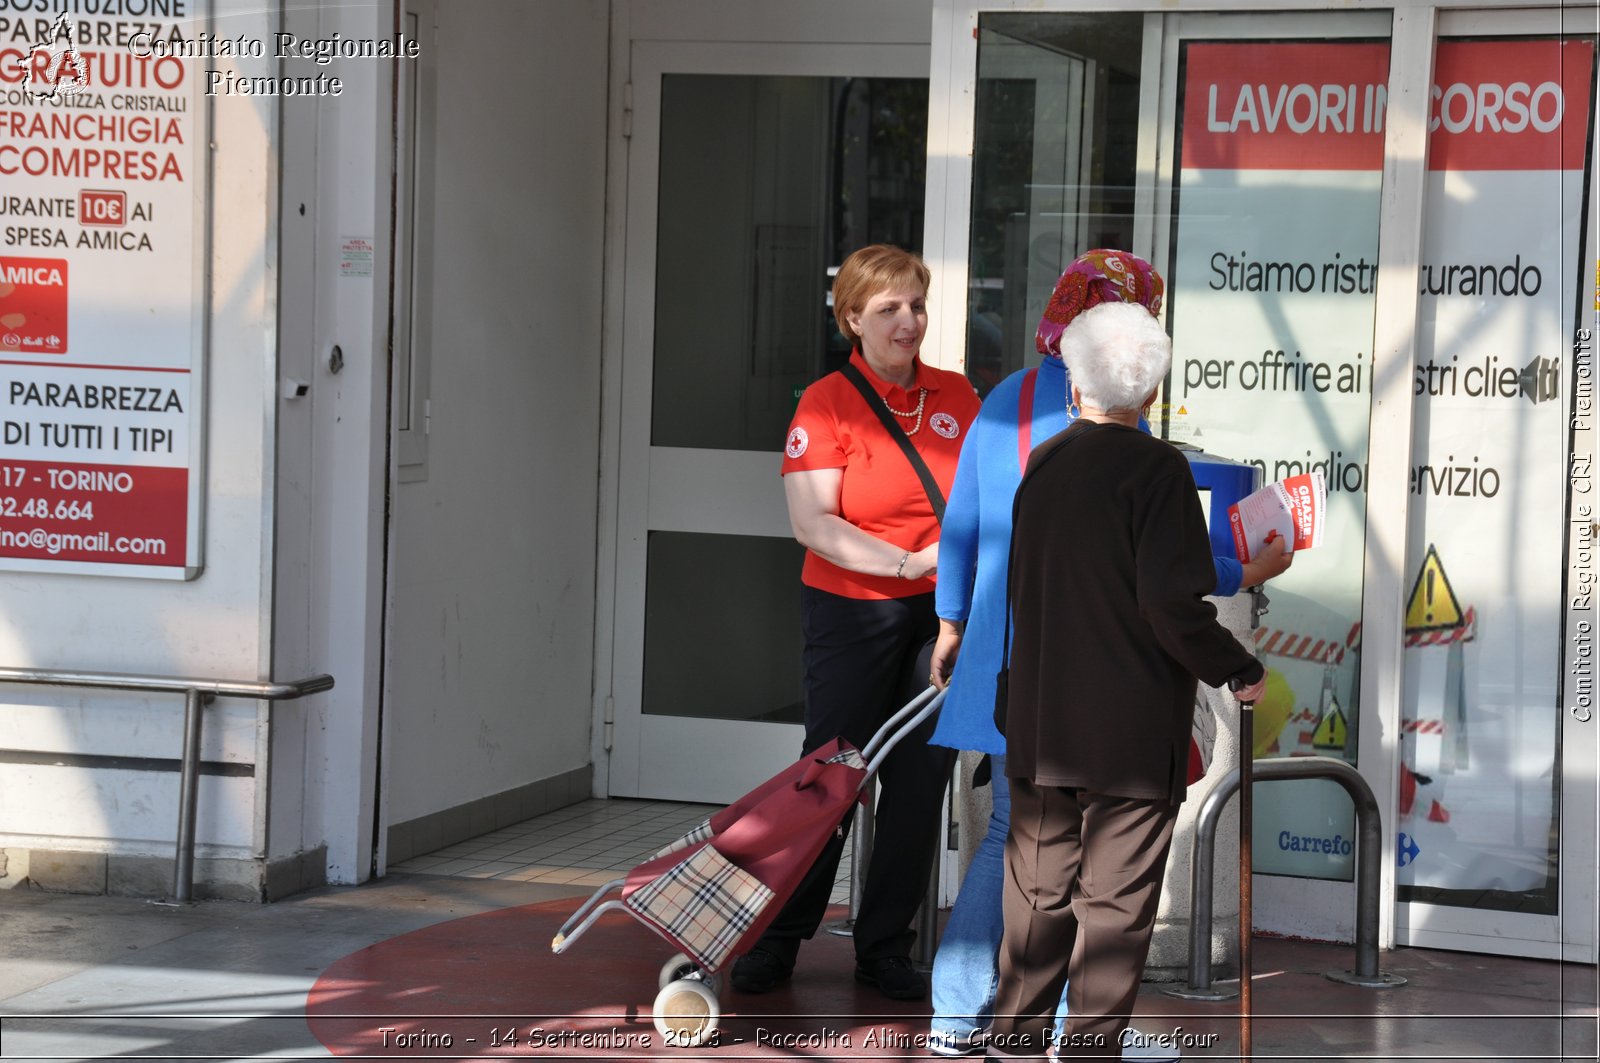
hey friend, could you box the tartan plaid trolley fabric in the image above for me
[619,740,868,973]
[552,687,945,977]
[550,687,944,1047]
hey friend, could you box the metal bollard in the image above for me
[1163,755,1407,999]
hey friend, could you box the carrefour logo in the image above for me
[1278,830,1353,856]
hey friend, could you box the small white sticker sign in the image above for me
[339,235,374,278]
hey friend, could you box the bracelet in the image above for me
[895,551,911,579]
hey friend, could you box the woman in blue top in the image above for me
[924,250,1290,1056]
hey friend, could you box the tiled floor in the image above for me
[388,797,856,902]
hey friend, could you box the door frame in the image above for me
[593,1,935,801]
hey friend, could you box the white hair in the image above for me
[1059,301,1172,413]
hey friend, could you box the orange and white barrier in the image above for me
[1344,606,1478,654]
[1253,626,1348,664]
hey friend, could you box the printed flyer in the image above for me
[1228,470,1327,562]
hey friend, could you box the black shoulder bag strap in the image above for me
[840,362,946,524]
[993,423,1089,734]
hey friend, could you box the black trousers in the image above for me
[754,586,953,964]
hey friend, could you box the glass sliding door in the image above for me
[609,39,931,802]
[949,1,1598,966]
[965,13,1148,395]
[1163,27,1391,902]
[1397,12,1597,960]
[961,7,1391,947]
[1132,14,1392,955]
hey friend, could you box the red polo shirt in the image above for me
[781,350,980,600]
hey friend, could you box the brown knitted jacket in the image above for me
[1003,420,1262,804]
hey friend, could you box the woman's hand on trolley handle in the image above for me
[928,617,962,689]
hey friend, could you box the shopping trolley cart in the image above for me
[551,684,946,1047]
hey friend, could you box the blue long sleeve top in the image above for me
[928,356,1244,755]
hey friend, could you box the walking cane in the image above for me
[1229,676,1256,1063]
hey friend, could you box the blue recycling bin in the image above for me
[1177,443,1261,562]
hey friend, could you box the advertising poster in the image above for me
[1397,37,1594,910]
[0,8,205,578]
[1171,40,1390,880]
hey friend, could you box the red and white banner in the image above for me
[1425,38,1592,172]
[1181,42,1388,171]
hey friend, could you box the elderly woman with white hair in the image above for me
[986,301,1266,1059]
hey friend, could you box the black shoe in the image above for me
[854,955,926,1001]
[730,947,793,993]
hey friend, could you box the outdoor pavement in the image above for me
[0,872,1595,1062]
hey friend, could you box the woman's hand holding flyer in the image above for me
[1227,471,1326,562]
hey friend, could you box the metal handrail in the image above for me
[0,667,335,699]
[1165,755,1406,999]
[0,666,335,902]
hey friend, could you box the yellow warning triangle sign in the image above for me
[1405,544,1464,633]
[1312,701,1347,751]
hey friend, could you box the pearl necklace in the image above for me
[883,387,927,436]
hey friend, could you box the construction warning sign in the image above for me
[1312,702,1347,751]
[1405,545,1465,633]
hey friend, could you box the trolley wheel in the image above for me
[652,978,720,1048]
[657,951,699,990]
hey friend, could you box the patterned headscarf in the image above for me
[1035,249,1164,358]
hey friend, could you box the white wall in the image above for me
[381,0,610,828]
[0,2,279,861]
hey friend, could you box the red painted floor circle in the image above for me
[306,898,931,1058]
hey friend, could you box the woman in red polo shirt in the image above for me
[729,245,980,1002]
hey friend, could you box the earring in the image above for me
[1067,401,1081,420]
